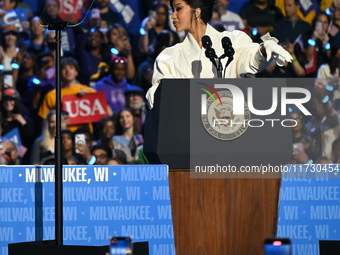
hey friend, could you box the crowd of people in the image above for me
[0,0,340,165]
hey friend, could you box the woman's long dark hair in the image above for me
[153,3,171,30]
[1,96,22,117]
[106,23,129,49]
[115,108,140,135]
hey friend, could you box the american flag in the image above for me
[293,34,304,51]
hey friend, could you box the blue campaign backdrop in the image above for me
[278,169,340,255]
[0,165,339,255]
[0,165,174,255]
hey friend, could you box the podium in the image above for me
[144,79,293,255]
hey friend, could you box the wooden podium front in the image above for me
[144,79,292,255]
[169,169,281,255]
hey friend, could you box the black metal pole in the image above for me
[48,21,68,247]
[55,28,63,246]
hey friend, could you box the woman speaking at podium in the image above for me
[146,0,293,108]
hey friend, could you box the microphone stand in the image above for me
[215,50,234,78]
[223,55,234,79]
[48,21,68,246]
[202,35,225,78]
[216,59,223,78]
[205,53,223,78]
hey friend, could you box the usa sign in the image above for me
[58,0,87,22]
[62,91,108,125]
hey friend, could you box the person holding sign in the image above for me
[38,57,97,132]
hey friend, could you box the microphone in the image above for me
[221,37,235,58]
[201,35,212,49]
[202,35,218,64]
[221,37,235,78]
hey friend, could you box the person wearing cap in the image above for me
[125,84,146,132]
[0,88,33,161]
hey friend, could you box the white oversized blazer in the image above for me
[152,24,267,87]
